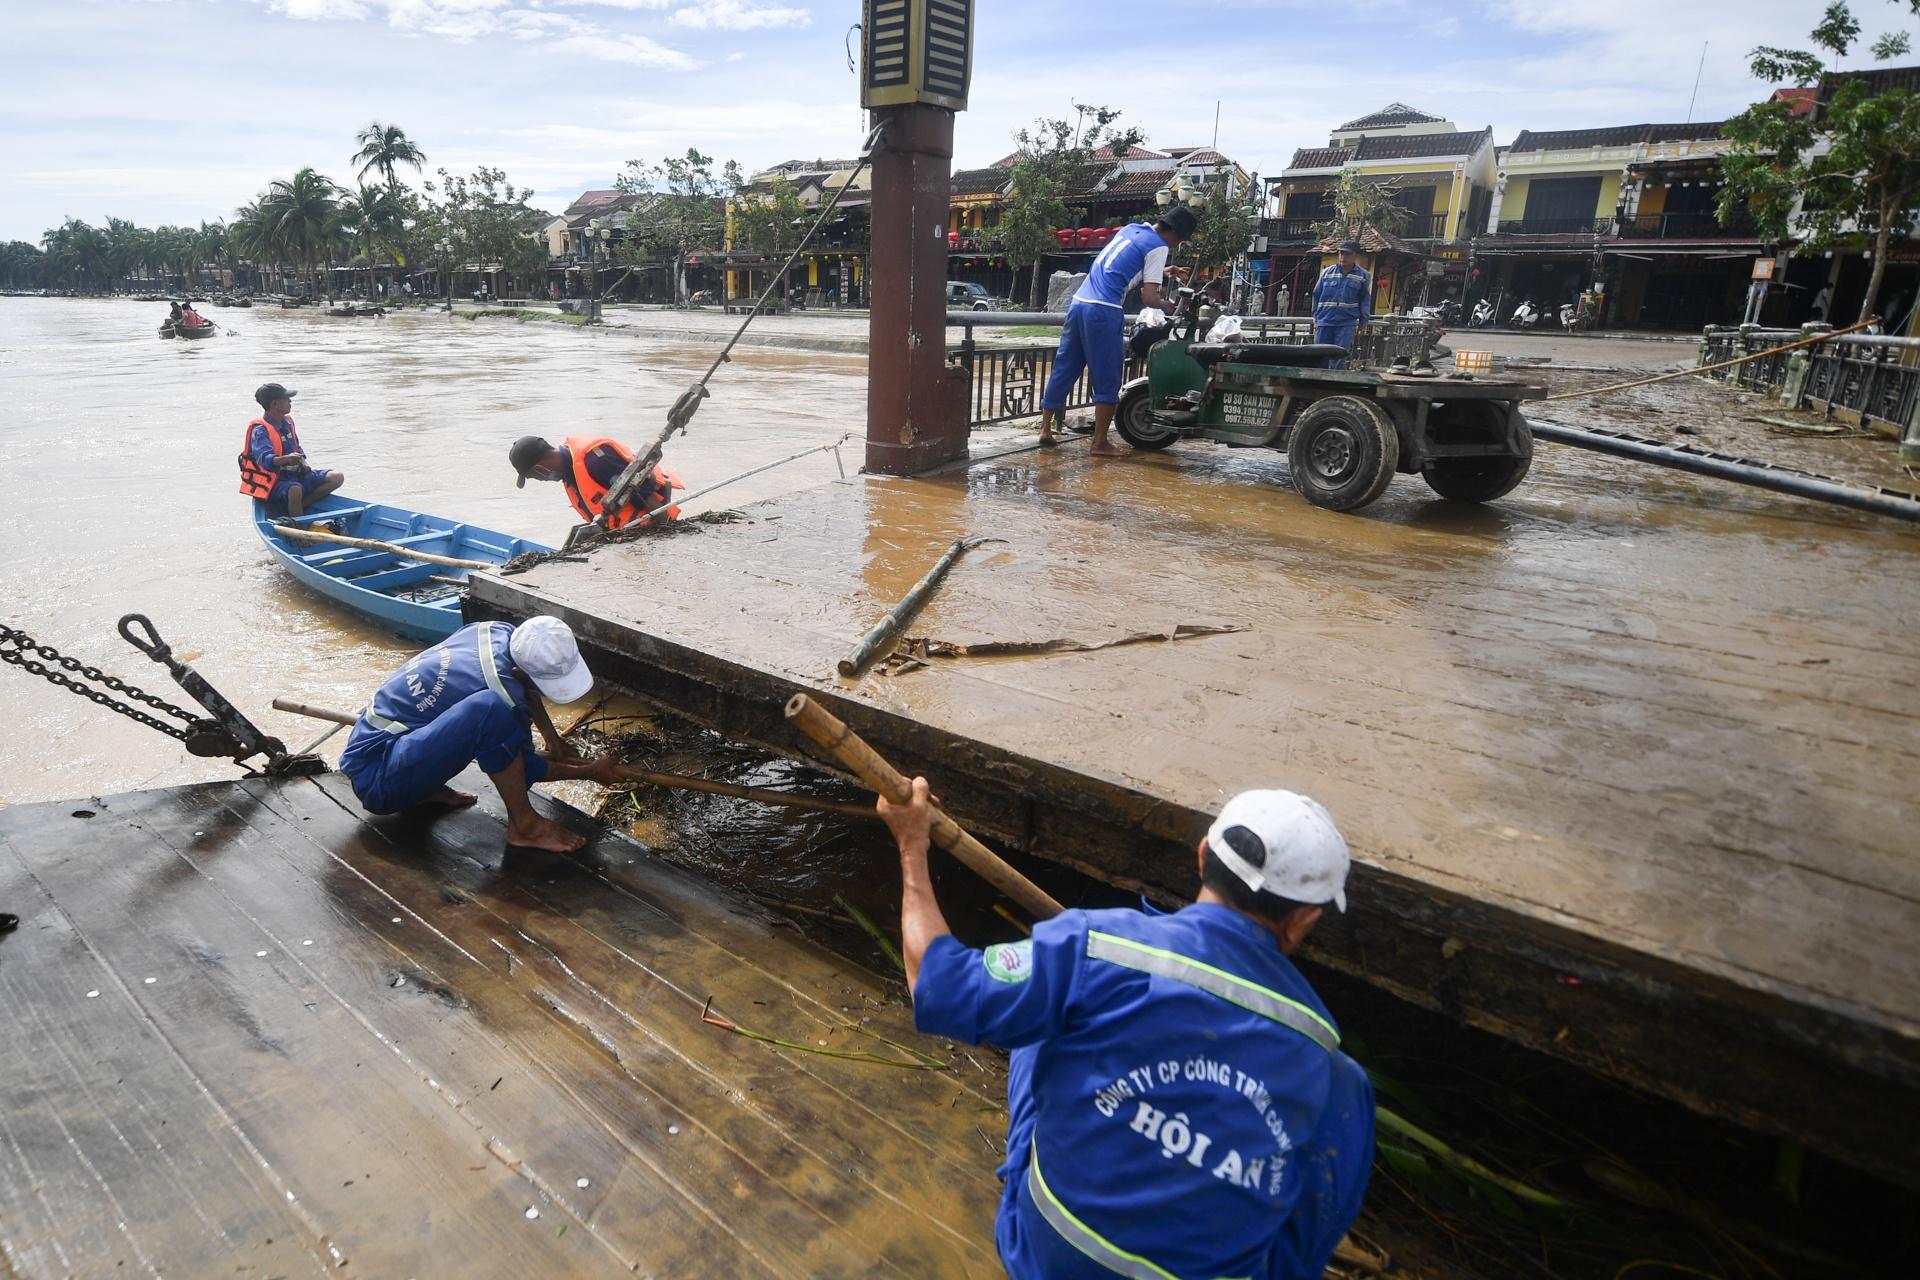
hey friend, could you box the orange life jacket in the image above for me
[238,416,290,499]
[560,435,682,530]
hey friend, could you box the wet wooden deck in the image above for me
[469,438,1920,1186]
[0,773,1006,1277]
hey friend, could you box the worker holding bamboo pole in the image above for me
[877,782,1375,1280]
[339,616,623,852]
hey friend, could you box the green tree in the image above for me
[728,176,807,299]
[995,104,1145,309]
[426,166,549,298]
[0,240,46,289]
[343,184,406,296]
[353,121,428,191]
[615,149,740,303]
[256,168,345,298]
[1310,170,1410,248]
[1179,173,1261,297]
[1719,1,1920,324]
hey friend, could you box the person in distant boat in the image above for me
[168,301,184,327]
[237,383,345,517]
[339,616,624,852]
[179,300,208,329]
[508,434,682,531]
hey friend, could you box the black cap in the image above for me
[1158,206,1198,239]
[254,383,296,408]
[509,435,554,488]
[1338,240,1363,254]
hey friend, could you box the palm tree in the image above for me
[260,168,344,299]
[342,185,405,297]
[353,122,427,191]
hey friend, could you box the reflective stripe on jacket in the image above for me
[1311,265,1371,326]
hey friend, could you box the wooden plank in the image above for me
[241,772,1004,1269]
[0,787,623,1277]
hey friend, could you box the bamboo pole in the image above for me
[269,698,877,820]
[1542,315,1881,402]
[271,524,494,570]
[839,537,993,678]
[784,694,1064,919]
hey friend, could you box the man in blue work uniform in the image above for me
[339,615,624,852]
[1312,241,1373,369]
[1036,205,1197,457]
[879,783,1374,1280]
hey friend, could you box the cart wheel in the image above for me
[1420,402,1533,503]
[1114,381,1178,451]
[1286,395,1400,511]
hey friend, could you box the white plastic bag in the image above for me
[1205,314,1244,342]
[1132,307,1166,334]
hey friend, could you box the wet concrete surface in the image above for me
[473,415,1920,1180]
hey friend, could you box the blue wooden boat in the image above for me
[252,494,551,642]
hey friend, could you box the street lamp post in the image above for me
[438,238,452,312]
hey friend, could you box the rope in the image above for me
[1542,315,1881,402]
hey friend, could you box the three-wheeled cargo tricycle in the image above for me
[1114,304,1547,512]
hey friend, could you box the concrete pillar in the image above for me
[865,104,967,476]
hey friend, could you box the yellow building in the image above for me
[1260,104,1496,315]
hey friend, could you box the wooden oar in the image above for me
[784,694,1064,919]
[271,698,877,821]
[271,524,494,571]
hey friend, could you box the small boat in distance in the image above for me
[253,494,552,642]
[159,320,218,340]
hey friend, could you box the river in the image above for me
[0,298,873,804]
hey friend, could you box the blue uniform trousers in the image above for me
[995,1050,1375,1280]
[1314,321,1357,370]
[342,689,548,815]
[1041,303,1126,409]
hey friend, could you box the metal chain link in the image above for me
[0,624,197,742]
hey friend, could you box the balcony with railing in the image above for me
[1399,213,1449,240]
[1494,217,1615,237]
[1258,216,1323,243]
[1615,211,1758,239]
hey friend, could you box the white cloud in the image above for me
[274,0,371,18]
[668,0,810,31]
[551,29,697,66]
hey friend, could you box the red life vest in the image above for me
[238,416,291,499]
[560,435,682,530]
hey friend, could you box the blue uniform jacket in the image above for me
[248,416,309,473]
[340,621,537,777]
[1311,265,1372,328]
[913,901,1372,1280]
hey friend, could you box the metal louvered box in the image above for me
[862,0,972,110]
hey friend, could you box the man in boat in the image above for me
[179,300,209,330]
[878,783,1374,1280]
[507,434,682,531]
[339,615,622,852]
[238,383,345,517]
[1034,204,1196,456]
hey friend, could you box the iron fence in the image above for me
[1494,218,1615,236]
[1699,326,1920,436]
[947,311,1440,427]
[1617,212,1758,239]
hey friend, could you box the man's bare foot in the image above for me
[421,785,477,809]
[1088,443,1125,457]
[1038,433,1059,448]
[505,815,585,853]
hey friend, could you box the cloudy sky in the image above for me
[1,0,1911,241]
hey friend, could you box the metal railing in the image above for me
[1258,217,1323,241]
[1495,217,1615,236]
[1399,213,1449,240]
[946,311,1439,427]
[1617,212,1757,239]
[1700,325,1920,436]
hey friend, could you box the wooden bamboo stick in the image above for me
[1542,315,1882,402]
[839,537,992,678]
[271,524,495,570]
[273,697,357,725]
[784,694,1065,919]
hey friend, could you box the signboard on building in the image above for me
[1750,257,1777,281]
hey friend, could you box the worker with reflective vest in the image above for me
[508,434,682,530]
[238,382,345,516]
[339,616,625,852]
[878,784,1375,1280]
[1311,241,1373,369]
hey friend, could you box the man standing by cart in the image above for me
[1036,205,1196,456]
[1312,241,1372,368]
[879,781,1375,1279]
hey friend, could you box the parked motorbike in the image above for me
[1409,298,1460,326]
[1510,300,1541,329]
[1470,298,1496,328]
[1558,303,1580,330]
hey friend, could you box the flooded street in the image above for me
[0,298,880,803]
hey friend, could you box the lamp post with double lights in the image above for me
[438,238,452,312]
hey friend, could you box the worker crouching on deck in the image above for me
[878,785,1375,1280]
[339,616,623,853]
[509,434,682,531]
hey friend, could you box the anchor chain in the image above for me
[0,623,199,743]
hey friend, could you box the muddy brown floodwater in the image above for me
[0,298,934,803]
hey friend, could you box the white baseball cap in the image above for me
[507,616,594,704]
[1206,790,1349,912]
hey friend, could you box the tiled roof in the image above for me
[1352,128,1491,161]
[1822,63,1920,97]
[951,166,1010,194]
[1509,122,1724,152]
[1083,165,1179,201]
[1090,142,1165,160]
[1315,225,1418,255]
[1289,146,1354,170]
[1338,103,1444,130]
[1172,148,1227,165]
